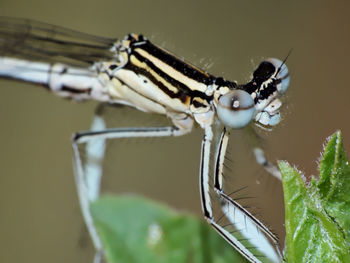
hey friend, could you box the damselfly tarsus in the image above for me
[0,17,290,263]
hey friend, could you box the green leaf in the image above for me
[91,195,247,263]
[318,131,350,243]
[279,130,350,263]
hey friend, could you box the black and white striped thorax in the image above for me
[99,34,237,116]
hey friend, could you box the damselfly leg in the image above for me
[76,103,284,263]
[212,128,282,262]
[245,126,282,180]
[72,104,192,261]
[253,148,281,181]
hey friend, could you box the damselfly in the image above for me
[0,17,290,263]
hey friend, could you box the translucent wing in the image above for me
[0,17,117,67]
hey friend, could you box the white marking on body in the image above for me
[0,57,50,84]
[115,68,189,113]
[107,76,167,114]
[135,48,209,93]
[264,99,282,114]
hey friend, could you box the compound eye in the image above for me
[253,61,276,82]
[217,90,255,129]
[266,58,290,94]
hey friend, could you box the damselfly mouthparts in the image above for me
[0,17,290,263]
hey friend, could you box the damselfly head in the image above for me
[252,58,290,129]
[216,57,290,130]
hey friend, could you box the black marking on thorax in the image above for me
[123,34,214,104]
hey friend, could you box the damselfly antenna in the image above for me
[275,49,292,77]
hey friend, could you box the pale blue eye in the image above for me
[217,90,255,129]
[267,58,290,94]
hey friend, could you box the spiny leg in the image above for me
[199,126,263,263]
[213,128,282,262]
[253,147,281,181]
[72,106,190,261]
[246,126,281,181]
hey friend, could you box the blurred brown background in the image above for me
[0,1,349,262]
